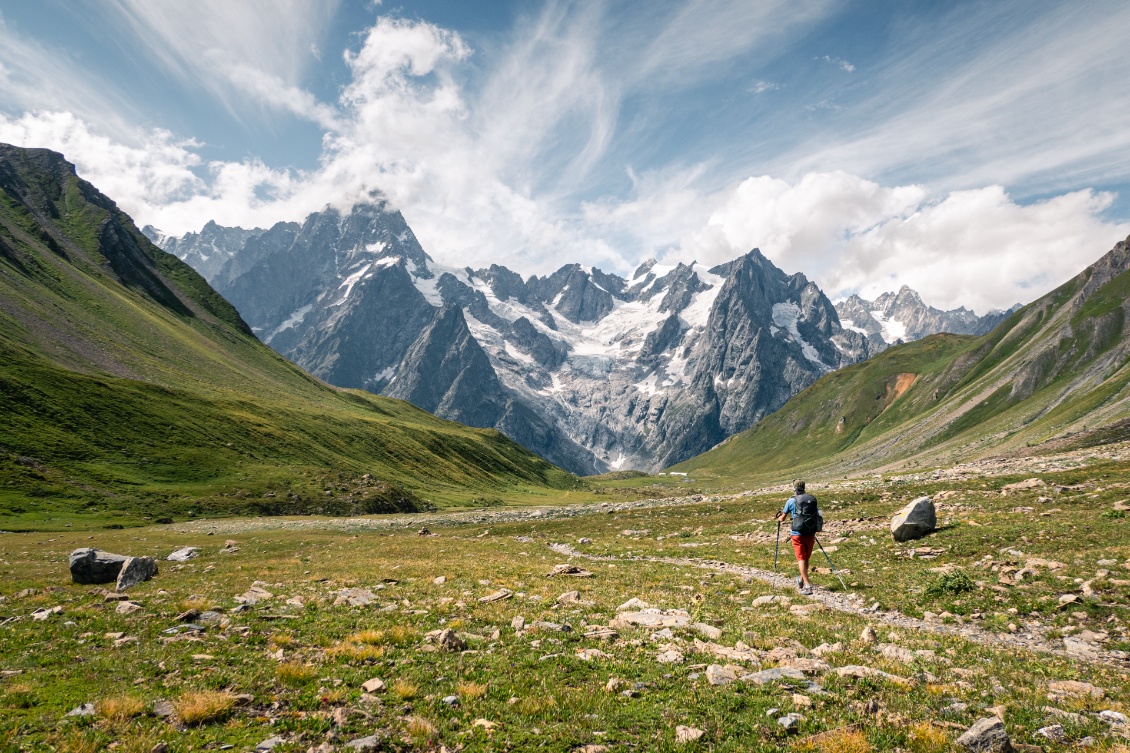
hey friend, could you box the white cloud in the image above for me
[820,55,855,73]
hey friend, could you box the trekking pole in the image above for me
[815,536,847,590]
[773,520,781,572]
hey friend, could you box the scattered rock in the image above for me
[1036,725,1065,742]
[436,628,467,652]
[417,527,431,536]
[345,734,382,751]
[656,647,684,664]
[255,736,284,751]
[675,725,705,743]
[577,538,593,545]
[876,643,915,664]
[115,601,143,615]
[442,695,459,706]
[473,718,497,732]
[69,548,129,585]
[361,678,385,693]
[511,616,526,631]
[479,589,513,603]
[811,642,842,657]
[956,717,1012,752]
[1099,710,1129,726]
[704,664,741,686]
[153,700,175,718]
[792,693,811,708]
[740,667,806,685]
[617,597,651,611]
[333,587,375,607]
[31,605,62,621]
[547,564,593,578]
[166,547,199,562]
[777,713,805,732]
[1047,680,1104,700]
[690,622,722,640]
[835,665,912,687]
[611,610,691,629]
[65,703,96,717]
[1001,478,1045,495]
[237,584,275,605]
[605,677,628,693]
[891,497,937,542]
[116,556,158,591]
[860,625,877,644]
[575,648,610,661]
[221,540,239,553]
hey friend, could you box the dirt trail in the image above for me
[548,543,1129,668]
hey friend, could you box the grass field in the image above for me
[3,445,1129,752]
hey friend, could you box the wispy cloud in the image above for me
[820,55,855,73]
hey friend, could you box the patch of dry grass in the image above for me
[456,681,487,699]
[391,679,419,700]
[97,695,146,723]
[174,691,236,726]
[326,641,384,662]
[2,682,35,709]
[405,715,437,747]
[906,723,951,753]
[276,662,316,686]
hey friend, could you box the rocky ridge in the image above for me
[836,286,1015,349]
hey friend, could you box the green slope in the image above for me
[0,144,573,530]
[678,235,1130,483]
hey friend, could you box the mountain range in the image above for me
[147,204,1010,475]
[679,233,1130,481]
[0,144,571,528]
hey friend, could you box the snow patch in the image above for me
[334,263,373,306]
[870,308,907,343]
[771,302,826,366]
[264,304,313,343]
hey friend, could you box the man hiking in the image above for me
[776,480,820,595]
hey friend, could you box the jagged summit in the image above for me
[836,285,1015,349]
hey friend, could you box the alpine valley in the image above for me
[147,203,1011,475]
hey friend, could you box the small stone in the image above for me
[656,648,684,664]
[511,616,526,631]
[943,702,969,715]
[166,547,199,562]
[433,576,446,585]
[704,664,740,686]
[956,717,1011,752]
[442,695,459,706]
[66,703,96,717]
[115,601,143,615]
[1047,680,1104,699]
[479,589,513,603]
[345,735,382,751]
[675,725,705,743]
[1099,710,1129,725]
[436,628,467,652]
[860,625,877,644]
[616,597,651,612]
[473,718,497,731]
[546,563,593,578]
[417,527,430,536]
[1036,725,1065,742]
[153,699,175,718]
[577,538,593,544]
[255,736,284,750]
[792,694,811,708]
[149,743,169,753]
[777,713,804,732]
[361,678,385,693]
[31,605,63,621]
[605,677,628,693]
[576,648,609,661]
[691,622,722,640]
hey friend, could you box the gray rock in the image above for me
[1036,725,1065,742]
[65,703,95,717]
[436,628,467,652]
[166,547,199,562]
[1099,709,1129,725]
[345,735,382,751]
[777,713,805,731]
[256,736,285,751]
[442,695,459,706]
[153,699,175,718]
[116,556,158,591]
[69,548,129,584]
[891,497,937,542]
[956,717,1012,752]
[740,667,806,685]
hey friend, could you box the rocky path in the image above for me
[548,543,1129,668]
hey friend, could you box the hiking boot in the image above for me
[800,585,813,596]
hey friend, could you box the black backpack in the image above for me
[793,493,822,536]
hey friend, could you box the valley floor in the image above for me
[2,445,1130,751]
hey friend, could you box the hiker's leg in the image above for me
[800,536,815,587]
[798,556,810,586]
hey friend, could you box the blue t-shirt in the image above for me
[782,497,802,536]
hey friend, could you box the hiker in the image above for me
[776,479,820,595]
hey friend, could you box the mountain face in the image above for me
[142,221,265,284]
[681,235,1130,480]
[159,203,883,474]
[836,286,1015,349]
[0,144,572,526]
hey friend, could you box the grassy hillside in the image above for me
[678,235,1130,484]
[0,144,574,530]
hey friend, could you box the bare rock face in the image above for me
[69,548,129,585]
[116,556,158,591]
[891,497,937,542]
[956,717,1012,752]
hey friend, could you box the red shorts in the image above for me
[791,534,815,562]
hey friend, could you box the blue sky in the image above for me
[1,0,1128,312]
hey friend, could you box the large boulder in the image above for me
[116,556,158,591]
[69,548,129,584]
[890,496,936,542]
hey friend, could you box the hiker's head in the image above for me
[793,479,805,494]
